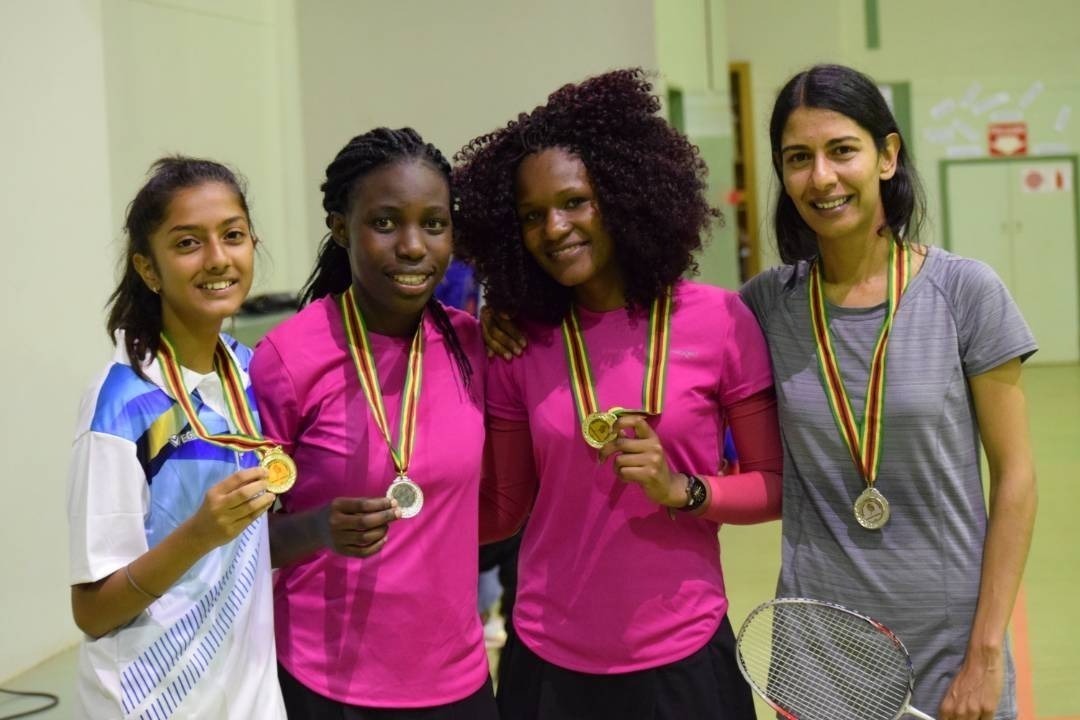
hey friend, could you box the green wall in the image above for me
[655,0,740,289]
[729,0,1080,265]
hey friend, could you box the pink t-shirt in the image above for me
[486,280,773,673]
[250,296,489,707]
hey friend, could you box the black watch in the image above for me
[679,474,707,512]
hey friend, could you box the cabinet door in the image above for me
[945,163,1014,286]
[1009,161,1079,364]
[944,160,1080,365]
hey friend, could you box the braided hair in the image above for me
[300,127,472,389]
[107,156,253,379]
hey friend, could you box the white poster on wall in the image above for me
[1019,164,1073,193]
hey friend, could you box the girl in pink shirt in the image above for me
[454,69,783,718]
[250,128,496,719]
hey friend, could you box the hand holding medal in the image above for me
[188,466,277,550]
[563,289,673,451]
[597,414,686,508]
[318,496,402,558]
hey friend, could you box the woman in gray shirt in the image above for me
[742,63,1037,720]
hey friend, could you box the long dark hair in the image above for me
[106,156,252,378]
[768,64,926,264]
[300,127,472,389]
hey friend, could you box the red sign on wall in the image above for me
[988,122,1028,156]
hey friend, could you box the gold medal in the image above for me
[562,291,673,449]
[260,447,297,494]
[157,335,296,492]
[582,411,619,448]
[854,487,890,530]
[386,474,424,519]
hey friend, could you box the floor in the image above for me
[3,364,1077,720]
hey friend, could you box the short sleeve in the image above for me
[717,293,775,408]
[485,354,528,422]
[250,337,301,455]
[67,429,150,584]
[739,266,784,327]
[950,259,1038,376]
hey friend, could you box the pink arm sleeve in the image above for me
[700,388,783,525]
[479,414,539,544]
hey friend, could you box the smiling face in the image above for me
[133,181,255,339]
[779,106,899,244]
[331,159,452,336]
[515,148,621,305]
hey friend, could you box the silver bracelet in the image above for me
[124,564,161,600]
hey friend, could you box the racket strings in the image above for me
[739,603,914,720]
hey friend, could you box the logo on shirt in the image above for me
[168,430,198,448]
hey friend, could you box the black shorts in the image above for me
[496,615,756,720]
[278,664,499,720]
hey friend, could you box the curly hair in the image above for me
[453,67,719,324]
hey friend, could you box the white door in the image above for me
[944,158,1080,364]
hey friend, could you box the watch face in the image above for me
[683,474,706,510]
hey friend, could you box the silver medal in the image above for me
[386,474,424,519]
[854,487,890,530]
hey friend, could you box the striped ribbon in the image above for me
[561,288,673,425]
[808,241,911,487]
[156,335,273,454]
[339,286,424,476]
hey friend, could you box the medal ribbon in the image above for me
[339,286,424,476]
[561,288,674,425]
[808,241,910,487]
[156,334,274,454]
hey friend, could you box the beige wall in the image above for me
[101,0,307,294]
[293,0,657,266]
[0,0,115,681]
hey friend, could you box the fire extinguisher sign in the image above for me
[988,122,1028,156]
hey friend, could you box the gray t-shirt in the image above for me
[741,246,1036,718]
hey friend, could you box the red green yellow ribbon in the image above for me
[562,288,673,425]
[156,335,274,454]
[339,286,424,476]
[808,241,911,487]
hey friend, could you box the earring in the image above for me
[148,284,159,294]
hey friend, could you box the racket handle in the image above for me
[906,707,936,720]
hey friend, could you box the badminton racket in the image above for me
[735,597,935,720]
